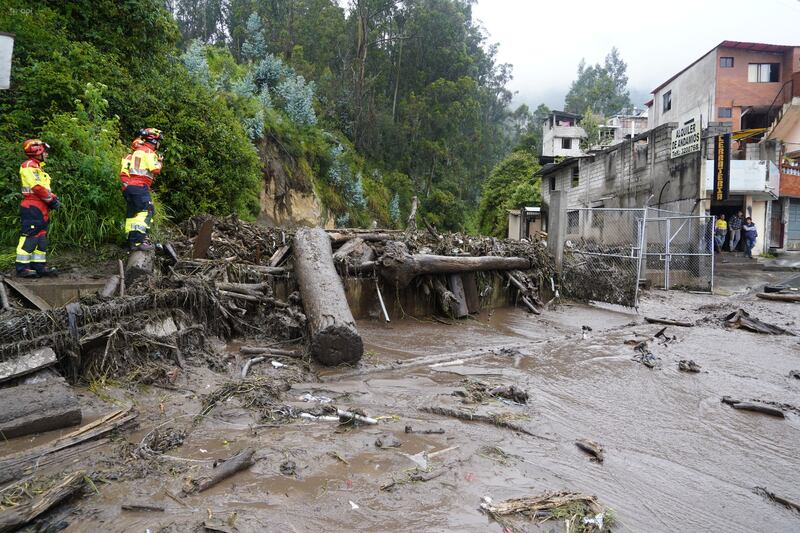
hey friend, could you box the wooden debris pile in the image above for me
[481,491,614,532]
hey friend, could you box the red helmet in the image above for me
[137,128,162,147]
[23,139,50,158]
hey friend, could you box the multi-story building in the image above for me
[541,111,586,161]
[599,107,649,147]
[646,40,800,132]
[539,41,800,258]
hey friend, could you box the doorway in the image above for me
[710,196,746,252]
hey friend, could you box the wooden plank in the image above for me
[0,471,85,532]
[192,218,214,259]
[0,347,57,384]
[447,274,469,319]
[3,279,50,311]
[461,273,480,314]
[269,245,292,267]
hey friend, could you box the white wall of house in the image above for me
[543,123,586,157]
[649,51,717,130]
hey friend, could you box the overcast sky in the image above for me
[472,0,800,111]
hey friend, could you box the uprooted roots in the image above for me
[200,372,307,423]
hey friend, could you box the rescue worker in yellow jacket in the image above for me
[122,128,162,250]
[17,140,60,278]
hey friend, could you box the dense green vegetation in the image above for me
[1,0,533,249]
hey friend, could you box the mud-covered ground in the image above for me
[3,269,799,532]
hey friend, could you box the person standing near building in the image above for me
[714,214,728,253]
[728,210,743,252]
[16,139,60,278]
[742,217,758,258]
[122,128,162,251]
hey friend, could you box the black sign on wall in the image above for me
[713,133,731,201]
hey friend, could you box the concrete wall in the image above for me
[746,196,768,255]
[650,51,717,130]
[541,123,704,215]
[543,124,586,157]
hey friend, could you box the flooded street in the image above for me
[4,282,799,532]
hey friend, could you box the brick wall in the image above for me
[716,46,799,130]
[781,171,800,197]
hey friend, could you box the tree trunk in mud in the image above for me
[447,274,469,318]
[0,378,81,439]
[125,250,154,285]
[293,228,363,366]
[380,241,531,288]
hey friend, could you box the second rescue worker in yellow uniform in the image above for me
[122,128,162,250]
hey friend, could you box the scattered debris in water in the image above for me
[480,491,614,532]
[721,396,785,418]
[575,439,605,463]
[753,486,800,513]
[724,309,796,336]
[678,360,702,373]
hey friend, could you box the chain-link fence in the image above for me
[562,208,645,307]
[642,208,714,292]
[561,207,714,308]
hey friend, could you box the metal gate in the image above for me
[561,208,646,308]
[561,207,714,307]
[642,208,715,292]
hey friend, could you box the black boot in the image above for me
[16,267,38,278]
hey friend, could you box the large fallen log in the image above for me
[380,241,531,288]
[0,377,81,439]
[0,471,85,533]
[293,228,363,366]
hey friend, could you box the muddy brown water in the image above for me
[2,290,799,532]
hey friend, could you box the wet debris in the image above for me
[678,360,702,373]
[120,503,165,512]
[480,491,613,532]
[789,370,800,380]
[724,309,796,336]
[380,466,449,492]
[136,426,187,458]
[404,425,445,435]
[0,471,85,532]
[420,406,550,440]
[753,486,800,513]
[375,435,402,449]
[458,379,529,404]
[632,343,660,369]
[721,396,785,418]
[203,515,238,533]
[581,325,592,340]
[279,460,297,477]
[575,439,604,463]
[182,447,255,495]
[645,317,694,327]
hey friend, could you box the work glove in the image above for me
[49,197,61,210]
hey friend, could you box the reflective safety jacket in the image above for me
[126,144,161,188]
[20,159,57,216]
[120,153,133,189]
